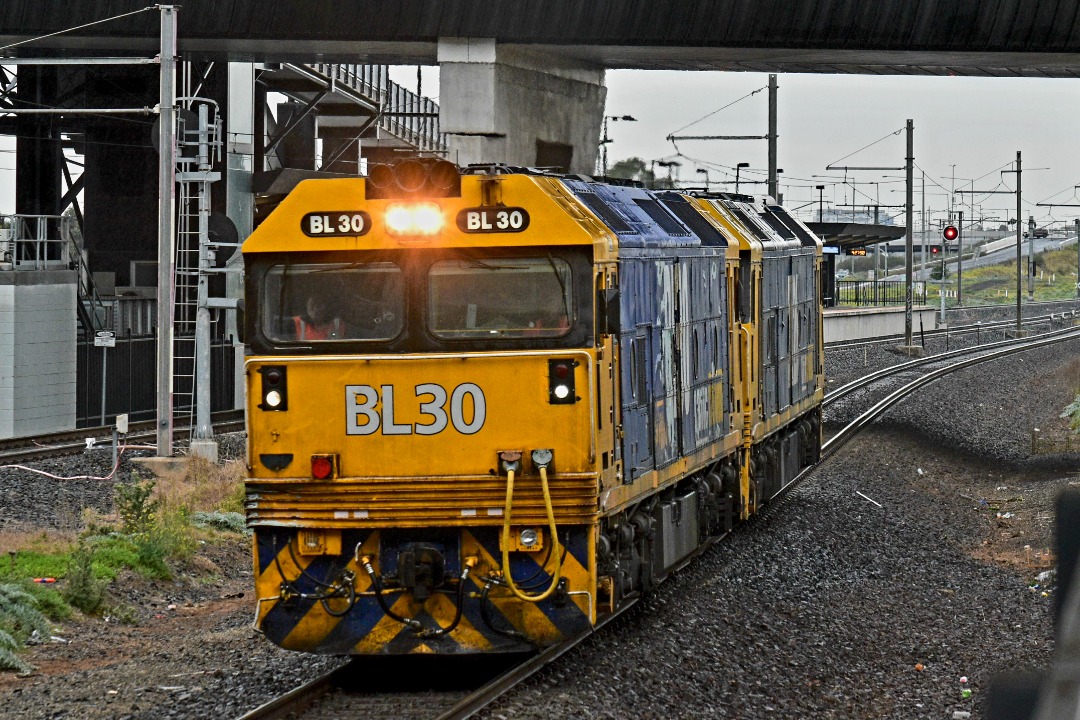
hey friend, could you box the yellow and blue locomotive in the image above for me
[242,160,824,655]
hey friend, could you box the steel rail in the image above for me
[433,599,638,720]
[235,663,348,720]
[822,327,1080,462]
[0,410,245,465]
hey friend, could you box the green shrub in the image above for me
[133,533,172,579]
[1062,395,1080,432]
[0,582,52,673]
[61,544,107,615]
[0,631,32,673]
[19,582,70,622]
[0,583,50,640]
[114,478,159,536]
[191,511,248,534]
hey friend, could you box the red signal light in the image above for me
[942,225,958,241]
[931,246,940,254]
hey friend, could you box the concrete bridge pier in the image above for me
[437,38,605,175]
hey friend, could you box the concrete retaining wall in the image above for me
[824,306,939,343]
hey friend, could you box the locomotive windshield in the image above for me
[261,261,404,342]
[428,256,573,339]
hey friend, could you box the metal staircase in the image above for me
[261,62,447,167]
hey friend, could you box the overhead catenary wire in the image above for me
[0,6,158,53]
[666,85,768,139]
[825,127,904,168]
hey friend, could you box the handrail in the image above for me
[0,212,106,332]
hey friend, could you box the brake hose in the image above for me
[416,557,477,639]
[501,455,563,602]
[360,555,422,631]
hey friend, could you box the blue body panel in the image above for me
[560,180,730,481]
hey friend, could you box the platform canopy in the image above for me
[806,222,908,253]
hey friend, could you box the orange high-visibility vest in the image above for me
[293,316,342,340]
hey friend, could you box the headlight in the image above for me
[259,365,288,411]
[385,202,444,236]
[548,359,578,405]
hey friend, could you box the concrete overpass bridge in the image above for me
[4,0,1080,76]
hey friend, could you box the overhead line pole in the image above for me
[156,5,178,457]
[1017,152,1023,330]
[957,154,1023,334]
[921,171,926,275]
[904,119,914,347]
[768,74,778,199]
[666,76,779,198]
[957,210,963,306]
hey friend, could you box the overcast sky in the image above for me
[1,67,1074,232]
[391,66,1080,230]
[602,69,1080,229]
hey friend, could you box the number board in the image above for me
[848,248,867,256]
[456,207,531,234]
[302,212,373,237]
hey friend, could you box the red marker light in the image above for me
[553,363,571,379]
[311,455,334,480]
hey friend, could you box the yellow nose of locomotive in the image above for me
[246,350,596,526]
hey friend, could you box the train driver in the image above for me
[293,294,347,340]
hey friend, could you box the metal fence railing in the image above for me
[76,331,237,428]
[835,279,927,307]
[0,213,108,332]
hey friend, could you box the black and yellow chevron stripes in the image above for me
[254,525,596,654]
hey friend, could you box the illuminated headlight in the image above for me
[385,202,444,236]
[548,358,578,405]
[520,528,539,548]
[259,365,288,411]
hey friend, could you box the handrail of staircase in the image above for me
[303,62,447,153]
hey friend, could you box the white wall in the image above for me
[0,271,77,439]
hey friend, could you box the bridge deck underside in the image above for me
[2,1,1080,77]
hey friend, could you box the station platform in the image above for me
[824,305,938,343]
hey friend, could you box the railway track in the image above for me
[0,409,245,464]
[821,325,1080,461]
[236,326,1080,720]
[824,324,1080,410]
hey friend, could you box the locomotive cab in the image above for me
[244,163,615,654]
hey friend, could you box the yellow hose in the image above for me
[500,466,563,602]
